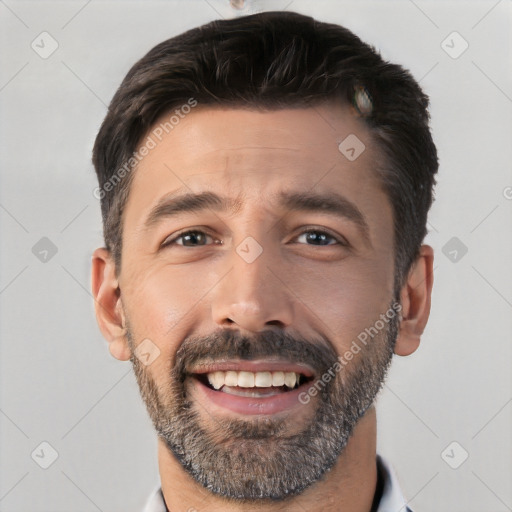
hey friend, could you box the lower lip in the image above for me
[192,377,312,416]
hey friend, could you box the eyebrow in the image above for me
[142,189,370,243]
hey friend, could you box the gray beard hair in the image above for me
[127,307,398,502]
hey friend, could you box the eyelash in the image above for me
[161,228,347,248]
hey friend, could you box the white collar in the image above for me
[143,454,412,512]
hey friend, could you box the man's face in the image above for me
[118,102,398,499]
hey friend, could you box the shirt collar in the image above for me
[375,454,412,511]
[142,454,411,512]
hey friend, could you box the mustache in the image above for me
[173,329,338,380]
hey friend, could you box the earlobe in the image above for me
[394,245,434,356]
[91,248,131,361]
[108,336,131,361]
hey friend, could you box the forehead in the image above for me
[124,103,389,229]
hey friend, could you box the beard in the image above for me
[126,302,399,502]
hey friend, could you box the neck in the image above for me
[158,406,378,512]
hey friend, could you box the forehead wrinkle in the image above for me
[205,146,302,152]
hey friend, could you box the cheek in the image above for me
[293,257,393,351]
[125,260,196,319]
[122,265,199,372]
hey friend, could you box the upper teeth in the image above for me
[206,370,300,390]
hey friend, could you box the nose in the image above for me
[210,239,295,333]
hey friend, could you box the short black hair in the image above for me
[92,10,438,292]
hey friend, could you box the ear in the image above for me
[394,244,434,356]
[91,248,131,361]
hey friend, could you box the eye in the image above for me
[293,229,345,246]
[161,229,220,248]
[160,228,346,249]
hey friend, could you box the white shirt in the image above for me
[143,454,412,512]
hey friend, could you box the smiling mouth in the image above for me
[188,360,318,415]
[194,369,314,397]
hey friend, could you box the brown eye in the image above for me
[162,230,216,248]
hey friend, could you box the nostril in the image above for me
[266,320,286,328]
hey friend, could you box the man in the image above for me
[91,11,437,512]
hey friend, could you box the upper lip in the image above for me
[189,359,315,378]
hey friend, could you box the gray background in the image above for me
[1,1,511,511]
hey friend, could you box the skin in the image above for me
[91,102,434,512]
